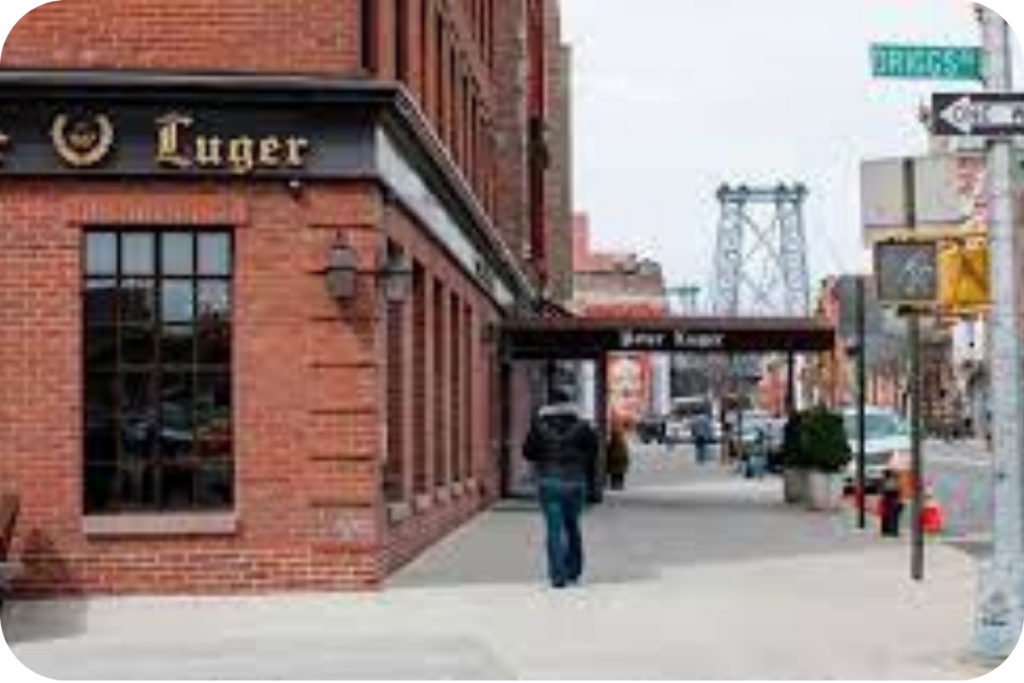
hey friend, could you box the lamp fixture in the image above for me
[325,236,359,300]
[381,247,414,303]
[324,235,414,304]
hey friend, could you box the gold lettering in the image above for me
[153,114,311,173]
[155,113,193,169]
[227,136,255,174]
[195,136,223,167]
[284,137,310,168]
[258,137,283,167]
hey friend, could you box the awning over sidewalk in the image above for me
[501,316,836,359]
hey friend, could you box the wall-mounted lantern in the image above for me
[381,248,414,304]
[325,235,414,304]
[325,237,359,301]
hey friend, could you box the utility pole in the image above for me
[909,313,924,580]
[902,157,926,582]
[856,276,868,531]
[974,5,1024,660]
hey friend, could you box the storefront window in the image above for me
[83,230,233,514]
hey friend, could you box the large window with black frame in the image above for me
[83,230,233,514]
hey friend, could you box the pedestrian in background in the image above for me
[880,469,904,537]
[747,427,769,479]
[692,414,713,465]
[523,392,600,589]
[720,422,735,466]
[606,420,630,490]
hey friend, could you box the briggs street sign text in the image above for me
[871,44,982,81]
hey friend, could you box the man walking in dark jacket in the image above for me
[523,397,599,588]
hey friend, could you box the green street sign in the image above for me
[871,43,982,81]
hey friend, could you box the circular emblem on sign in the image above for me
[51,113,115,168]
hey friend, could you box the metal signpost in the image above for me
[856,277,868,531]
[955,8,1024,661]
[867,37,981,571]
[874,12,1023,657]
[871,44,982,81]
[874,158,935,582]
[875,237,933,582]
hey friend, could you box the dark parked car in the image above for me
[635,414,668,444]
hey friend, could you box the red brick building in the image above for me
[0,0,570,596]
[805,277,903,411]
[492,0,574,302]
[571,214,668,318]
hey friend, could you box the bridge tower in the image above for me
[711,184,811,317]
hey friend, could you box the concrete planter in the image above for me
[806,471,844,511]
[783,468,810,505]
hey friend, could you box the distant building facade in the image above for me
[570,214,670,424]
[806,275,960,434]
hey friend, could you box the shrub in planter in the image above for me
[798,407,852,511]
[779,412,809,504]
[799,407,852,473]
[782,468,809,505]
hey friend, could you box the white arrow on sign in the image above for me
[939,96,1024,134]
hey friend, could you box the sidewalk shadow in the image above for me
[1,599,89,647]
[1,530,88,646]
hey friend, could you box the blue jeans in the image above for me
[746,455,768,479]
[538,477,586,586]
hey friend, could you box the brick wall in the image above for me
[571,210,668,314]
[1,0,361,74]
[545,23,573,303]
[0,179,392,595]
[0,174,507,596]
[367,0,500,224]
[381,200,503,572]
[492,0,573,295]
[493,0,530,268]
[574,272,669,306]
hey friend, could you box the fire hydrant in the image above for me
[921,490,944,536]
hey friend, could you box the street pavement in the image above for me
[1,443,1006,680]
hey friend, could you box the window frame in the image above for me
[81,228,235,516]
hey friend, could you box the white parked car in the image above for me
[664,418,689,444]
[842,407,911,490]
[726,410,777,444]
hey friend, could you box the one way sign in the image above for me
[933,93,1024,137]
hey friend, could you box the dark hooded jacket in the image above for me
[523,407,599,482]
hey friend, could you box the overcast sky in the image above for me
[562,0,1023,296]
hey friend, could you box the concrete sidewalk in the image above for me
[1,447,1004,679]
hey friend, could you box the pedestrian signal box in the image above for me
[938,239,990,314]
[875,240,940,307]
